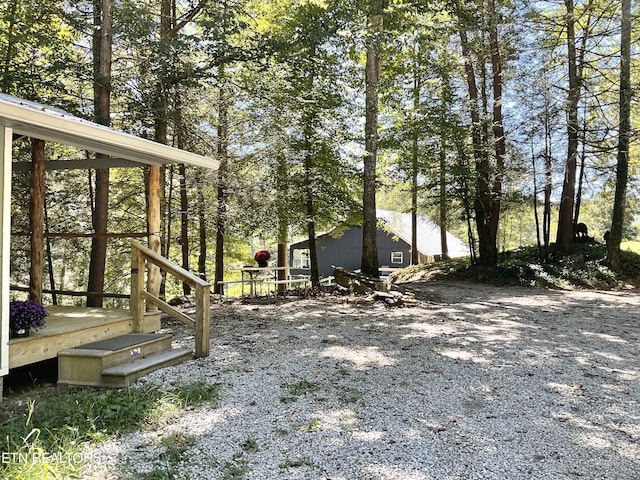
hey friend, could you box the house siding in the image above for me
[289,227,411,278]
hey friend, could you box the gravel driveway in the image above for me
[86,282,640,479]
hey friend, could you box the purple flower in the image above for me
[9,300,48,333]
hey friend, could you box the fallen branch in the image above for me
[332,266,416,307]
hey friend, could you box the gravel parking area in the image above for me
[86,282,640,479]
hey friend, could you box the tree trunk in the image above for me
[608,0,631,271]
[531,139,543,260]
[556,0,581,253]
[174,72,190,295]
[573,134,586,227]
[572,10,593,231]
[147,0,172,302]
[276,154,288,294]
[439,135,449,260]
[29,138,45,304]
[459,27,494,266]
[44,199,57,305]
[453,137,476,263]
[573,104,589,227]
[487,0,505,262]
[214,71,229,295]
[163,165,174,295]
[543,93,553,247]
[304,120,320,287]
[458,1,504,268]
[146,165,162,302]
[87,0,112,307]
[410,58,419,265]
[166,165,176,261]
[361,7,383,278]
[305,181,319,287]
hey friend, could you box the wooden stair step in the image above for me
[71,333,168,351]
[58,333,183,387]
[100,348,193,386]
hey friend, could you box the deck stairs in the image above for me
[57,333,192,387]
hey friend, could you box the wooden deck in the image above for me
[8,306,161,369]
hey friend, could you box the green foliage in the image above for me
[279,456,315,469]
[300,419,321,432]
[397,241,640,289]
[240,438,259,453]
[222,449,251,480]
[495,244,620,288]
[0,382,221,479]
[0,0,81,102]
[280,378,319,403]
[3,0,638,304]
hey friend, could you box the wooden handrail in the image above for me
[130,242,210,357]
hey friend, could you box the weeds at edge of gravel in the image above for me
[0,382,221,479]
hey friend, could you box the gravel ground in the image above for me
[85,282,640,480]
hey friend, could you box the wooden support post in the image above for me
[130,244,145,332]
[29,138,46,303]
[194,284,210,357]
[147,165,162,311]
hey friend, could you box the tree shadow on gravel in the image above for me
[85,285,640,479]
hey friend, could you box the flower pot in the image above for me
[11,327,30,339]
[9,300,48,337]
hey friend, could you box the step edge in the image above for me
[58,334,173,357]
[101,349,193,377]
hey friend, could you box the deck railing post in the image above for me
[130,244,145,333]
[194,284,210,357]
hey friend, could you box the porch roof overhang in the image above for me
[0,94,219,170]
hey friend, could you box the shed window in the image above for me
[293,249,310,269]
[391,251,403,264]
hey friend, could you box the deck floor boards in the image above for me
[8,306,161,369]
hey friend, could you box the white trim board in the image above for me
[0,94,219,170]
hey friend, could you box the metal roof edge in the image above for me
[0,94,219,170]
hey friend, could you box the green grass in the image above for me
[240,438,259,453]
[0,382,221,479]
[279,456,315,469]
[280,379,319,403]
[621,240,640,254]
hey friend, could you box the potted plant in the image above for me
[9,300,48,338]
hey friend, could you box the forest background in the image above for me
[2,0,638,305]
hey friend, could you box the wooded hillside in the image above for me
[2,0,638,303]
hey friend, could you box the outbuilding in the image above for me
[289,209,468,278]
